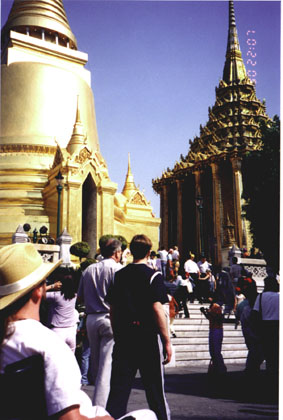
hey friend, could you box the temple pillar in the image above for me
[176,179,183,257]
[194,170,202,257]
[211,162,222,266]
[160,184,169,249]
[231,157,243,249]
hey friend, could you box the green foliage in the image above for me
[242,115,280,273]
[99,234,128,252]
[80,258,97,272]
[70,241,90,260]
[114,235,128,251]
[99,235,114,249]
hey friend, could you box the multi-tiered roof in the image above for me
[153,0,269,189]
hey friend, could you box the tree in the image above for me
[242,115,280,273]
[99,234,128,252]
[70,241,90,261]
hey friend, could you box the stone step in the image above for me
[175,358,246,367]
[174,318,210,324]
[175,313,236,320]
[171,336,244,344]
[176,315,236,321]
[170,302,247,367]
[174,343,247,352]
[176,349,248,360]
[173,319,237,325]
[173,324,239,331]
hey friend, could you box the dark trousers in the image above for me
[196,280,210,302]
[188,273,198,302]
[261,320,279,376]
[209,328,226,374]
[106,330,170,420]
[174,286,189,317]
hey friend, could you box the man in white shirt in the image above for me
[78,239,123,407]
[197,255,211,275]
[184,254,200,303]
[158,246,168,279]
[184,254,200,281]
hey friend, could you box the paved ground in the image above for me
[82,364,279,420]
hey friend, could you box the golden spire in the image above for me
[222,0,246,83]
[67,96,85,155]
[122,153,138,199]
[1,0,77,49]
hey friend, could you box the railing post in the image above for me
[56,227,72,266]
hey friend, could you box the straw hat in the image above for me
[0,243,62,310]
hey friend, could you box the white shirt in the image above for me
[197,260,210,274]
[78,258,122,314]
[184,259,199,274]
[1,319,101,418]
[172,250,179,260]
[158,250,168,262]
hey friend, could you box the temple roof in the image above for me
[2,0,77,49]
[152,0,269,189]
[222,0,246,83]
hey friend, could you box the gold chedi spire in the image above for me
[223,0,246,83]
[67,96,86,155]
[122,154,138,200]
[1,0,77,49]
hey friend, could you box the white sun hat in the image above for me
[0,243,62,310]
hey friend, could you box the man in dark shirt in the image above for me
[105,234,172,420]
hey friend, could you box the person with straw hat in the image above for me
[0,243,157,420]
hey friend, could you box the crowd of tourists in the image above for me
[150,247,279,382]
[0,239,279,420]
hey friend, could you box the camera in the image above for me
[200,306,208,316]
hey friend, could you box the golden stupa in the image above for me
[0,0,160,254]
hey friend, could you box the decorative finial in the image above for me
[66,95,85,155]
[75,95,82,124]
[229,0,236,27]
[122,153,137,199]
[222,0,246,83]
[127,153,132,175]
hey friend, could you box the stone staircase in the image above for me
[170,302,248,367]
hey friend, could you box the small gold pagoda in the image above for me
[0,0,160,254]
[152,0,269,265]
[114,154,160,249]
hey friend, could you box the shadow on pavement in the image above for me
[133,369,278,405]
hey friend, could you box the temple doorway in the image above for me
[82,173,97,257]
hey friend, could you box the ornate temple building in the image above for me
[0,0,160,254]
[152,1,269,266]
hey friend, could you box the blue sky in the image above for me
[1,0,281,217]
